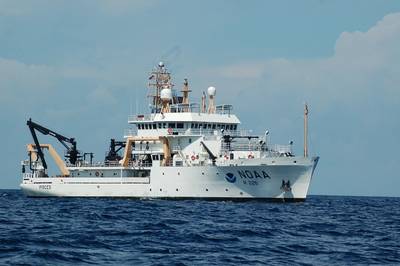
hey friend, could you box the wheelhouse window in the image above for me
[152,124,156,129]
[177,123,184,129]
[168,123,176,128]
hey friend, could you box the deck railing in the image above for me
[128,106,234,122]
[128,114,154,122]
[220,143,293,155]
[124,128,252,137]
[67,161,153,168]
[23,173,37,179]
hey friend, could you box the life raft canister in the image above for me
[191,155,196,161]
[167,128,173,135]
[95,171,100,177]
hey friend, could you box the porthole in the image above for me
[225,188,228,192]
[216,173,219,175]
[162,172,165,175]
[150,188,152,191]
[160,188,162,192]
[240,192,243,195]
[206,188,209,191]
[202,172,204,175]
[178,172,180,175]
[294,161,297,163]
[176,188,179,192]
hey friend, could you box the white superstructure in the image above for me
[20,63,319,201]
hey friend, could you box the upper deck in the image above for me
[128,111,240,124]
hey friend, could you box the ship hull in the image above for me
[20,157,319,201]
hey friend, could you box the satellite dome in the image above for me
[160,88,172,100]
[158,61,165,68]
[207,86,216,96]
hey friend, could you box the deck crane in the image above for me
[27,118,82,171]
[105,139,126,162]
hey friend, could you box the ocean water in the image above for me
[0,190,399,266]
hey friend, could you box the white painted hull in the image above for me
[20,157,319,201]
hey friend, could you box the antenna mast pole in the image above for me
[181,78,191,112]
[304,103,309,157]
[148,62,173,113]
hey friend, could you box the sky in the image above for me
[1,0,400,196]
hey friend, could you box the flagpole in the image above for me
[304,103,308,158]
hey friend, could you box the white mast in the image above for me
[304,103,309,157]
[201,92,207,113]
[181,78,191,112]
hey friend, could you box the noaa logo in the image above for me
[225,173,236,183]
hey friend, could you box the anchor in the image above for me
[280,179,292,192]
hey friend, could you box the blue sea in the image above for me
[0,190,399,266]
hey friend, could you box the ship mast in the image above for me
[201,92,207,113]
[304,103,309,157]
[148,62,174,113]
[181,78,191,112]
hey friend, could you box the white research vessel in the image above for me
[20,62,319,201]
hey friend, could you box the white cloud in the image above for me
[206,62,267,79]
[0,0,58,16]
[0,58,56,103]
[0,0,158,17]
[95,0,158,15]
[200,12,400,108]
[87,87,118,105]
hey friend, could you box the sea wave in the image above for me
[0,190,399,265]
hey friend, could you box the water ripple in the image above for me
[0,190,399,265]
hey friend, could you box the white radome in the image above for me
[160,88,172,100]
[207,86,216,96]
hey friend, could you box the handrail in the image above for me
[125,128,252,137]
[128,107,236,122]
[66,161,153,168]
